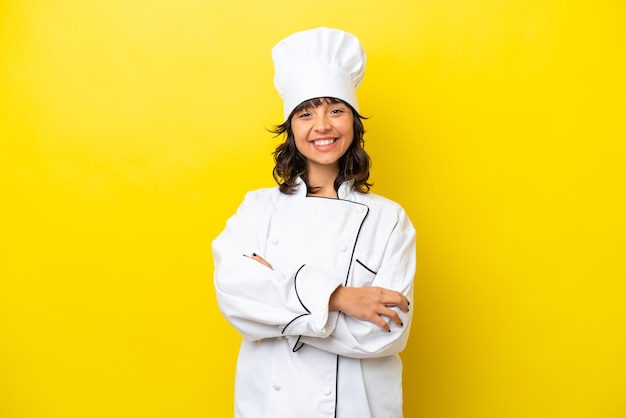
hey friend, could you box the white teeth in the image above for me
[313,139,335,146]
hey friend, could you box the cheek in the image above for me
[291,122,307,141]
[342,121,355,143]
[291,129,308,155]
[293,139,306,155]
[292,128,307,148]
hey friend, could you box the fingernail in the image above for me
[401,322,404,327]
[388,329,391,333]
[252,252,257,256]
[408,301,410,306]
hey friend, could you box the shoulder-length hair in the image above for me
[271,97,372,195]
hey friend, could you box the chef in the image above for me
[213,27,416,418]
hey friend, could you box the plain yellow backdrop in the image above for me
[1,1,625,417]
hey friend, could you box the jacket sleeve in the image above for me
[290,210,416,359]
[212,191,343,342]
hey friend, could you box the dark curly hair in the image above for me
[271,97,372,195]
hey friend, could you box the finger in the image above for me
[252,256,270,268]
[364,310,390,332]
[376,317,390,333]
[380,307,404,328]
[382,292,409,313]
[251,253,273,270]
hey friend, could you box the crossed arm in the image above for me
[247,253,409,333]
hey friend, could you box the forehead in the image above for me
[295,97,347,111]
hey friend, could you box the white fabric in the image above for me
[212,181,416,418]
[272,27,366,119]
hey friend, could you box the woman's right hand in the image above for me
[329,285,409,333]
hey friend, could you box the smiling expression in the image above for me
[291,99,355,173]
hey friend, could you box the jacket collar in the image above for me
[337,181,354,200]
[294,177,355,200]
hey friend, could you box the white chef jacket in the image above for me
[212,180,416,418]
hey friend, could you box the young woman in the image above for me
[212,27,416,418]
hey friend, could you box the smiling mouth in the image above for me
[312,138,336,146]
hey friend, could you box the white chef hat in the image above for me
[272,27,366,120]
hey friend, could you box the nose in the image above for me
[313,114,331,132]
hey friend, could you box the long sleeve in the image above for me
[213,186,417,359]
[212,189,343,342]
[292,205,416,359]
[216,184,413,418]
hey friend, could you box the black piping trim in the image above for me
[344,205,369,286]
[281,264,311,352]
[292,335,304,352]
[355,259,378,275]
[293,264,312,314]
[334,355,339,418]
[334,198,369,418]
[282,313,309,334]
[281,264,312,335]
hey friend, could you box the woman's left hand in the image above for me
[245,253,273,270]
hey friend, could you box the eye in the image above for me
[297,111,311,118]
[330,108,344,114]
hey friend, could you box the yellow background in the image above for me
[1,1,625,417]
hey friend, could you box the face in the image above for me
[290,99,355,173]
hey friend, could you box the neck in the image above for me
[306,163,339,198]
